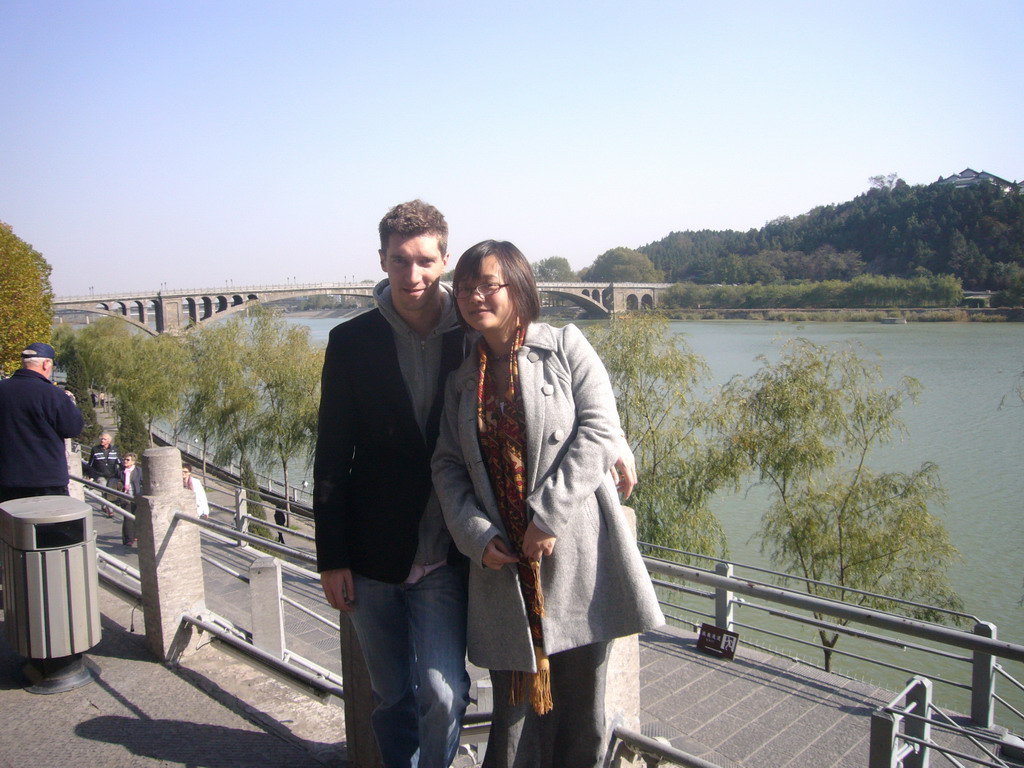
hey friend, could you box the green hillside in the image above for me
[638,174,1023,297]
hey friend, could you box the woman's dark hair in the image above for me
[452,240,541,330]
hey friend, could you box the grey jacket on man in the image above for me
[432,322,664,672]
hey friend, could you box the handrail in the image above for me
[647,559,1024,663]
[605,724,723,768]
[181,613,344,701]
[642,545,979,624]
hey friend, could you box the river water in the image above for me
[295,315,1024,703]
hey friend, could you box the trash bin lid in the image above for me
[0,496,94,549]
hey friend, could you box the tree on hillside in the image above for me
[719,339,962,671]
[586,314,731,554]
[0,222,53,375]
[532,256,577,281]
[869,173,902,191]
[581,247,663,283]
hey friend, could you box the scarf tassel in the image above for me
[510,645,553,716]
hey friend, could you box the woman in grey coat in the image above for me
[432,240,664,768]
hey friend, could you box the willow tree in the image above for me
[587,313,732,555]
[108,333,192,451]
[0,222,53,374]
[247,311,321,512]
[721,339,962,670]
[182,317,262,486]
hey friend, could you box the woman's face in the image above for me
[457,255,518,340]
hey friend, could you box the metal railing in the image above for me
[604,724,723,767]
[869,676,1023,767]
[149,424,314,508]
[641,545,1024,738]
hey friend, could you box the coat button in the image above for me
[553,429,565,441]
[541,384,554,395]
[527,352,540,362]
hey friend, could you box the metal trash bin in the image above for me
[0,495,101,692]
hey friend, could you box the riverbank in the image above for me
[660,306,1023,322]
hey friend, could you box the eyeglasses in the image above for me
[455,282,508,299]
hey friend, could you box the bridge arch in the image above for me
[536,288,610,317]
[54,306,158,336]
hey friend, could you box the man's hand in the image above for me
[611,434,638,500]
[522,521,556,561]
[320,568,356,612]
[482,537,519,570]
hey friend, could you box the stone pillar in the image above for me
[340,614,382,768]
[249,557,285,659]
[136,446,207,661]
[605,505,642,732]
[155,297,186,334]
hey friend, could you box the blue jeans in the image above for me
[350,564,471,768]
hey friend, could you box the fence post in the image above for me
[715,561,734,631]
[971,621,997,729]
[66,438,84,502]
[136,446,207,662]
[904,677,932,768]
[234,486,249,547]
[249,557,286,659]
[339,614,382,768]
[869,709,897,768]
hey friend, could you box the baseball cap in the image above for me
[21,342,56,360]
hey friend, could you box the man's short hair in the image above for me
[378,200,448,255]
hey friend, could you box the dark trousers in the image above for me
[0,486,69,504]
[484,641,611,768]
[122,501,137,544]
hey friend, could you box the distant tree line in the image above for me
[635,179,1023,303]
[663,274,963,309]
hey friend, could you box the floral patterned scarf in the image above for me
[476,326,552,714]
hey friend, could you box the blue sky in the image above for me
[2,1,1021,296]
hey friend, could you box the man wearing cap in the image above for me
[0,342,84,504]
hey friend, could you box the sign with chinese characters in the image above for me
[697,623,739,660]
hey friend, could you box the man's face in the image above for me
[379,234,448,320]
[100,435,111,448]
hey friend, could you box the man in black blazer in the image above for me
[313,200,470,768]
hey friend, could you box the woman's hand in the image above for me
[483,536,520,570]
[522,520,556,561]
[611,434,638,499]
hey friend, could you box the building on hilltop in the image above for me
[936,168,1018,192]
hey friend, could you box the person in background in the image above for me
[121,452,142,546]
[432,241,663,768]
[0,342,84,504]
[274,503,288,544]
[87,432,123,517]
[182,465,209,519]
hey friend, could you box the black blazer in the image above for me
[313,309,466,583]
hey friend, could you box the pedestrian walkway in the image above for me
[4,423,1017,767]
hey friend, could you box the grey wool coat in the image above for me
[431,322,664,672]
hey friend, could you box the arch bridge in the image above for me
[54,281,672,334]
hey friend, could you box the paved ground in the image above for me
[2,452,1019,767]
